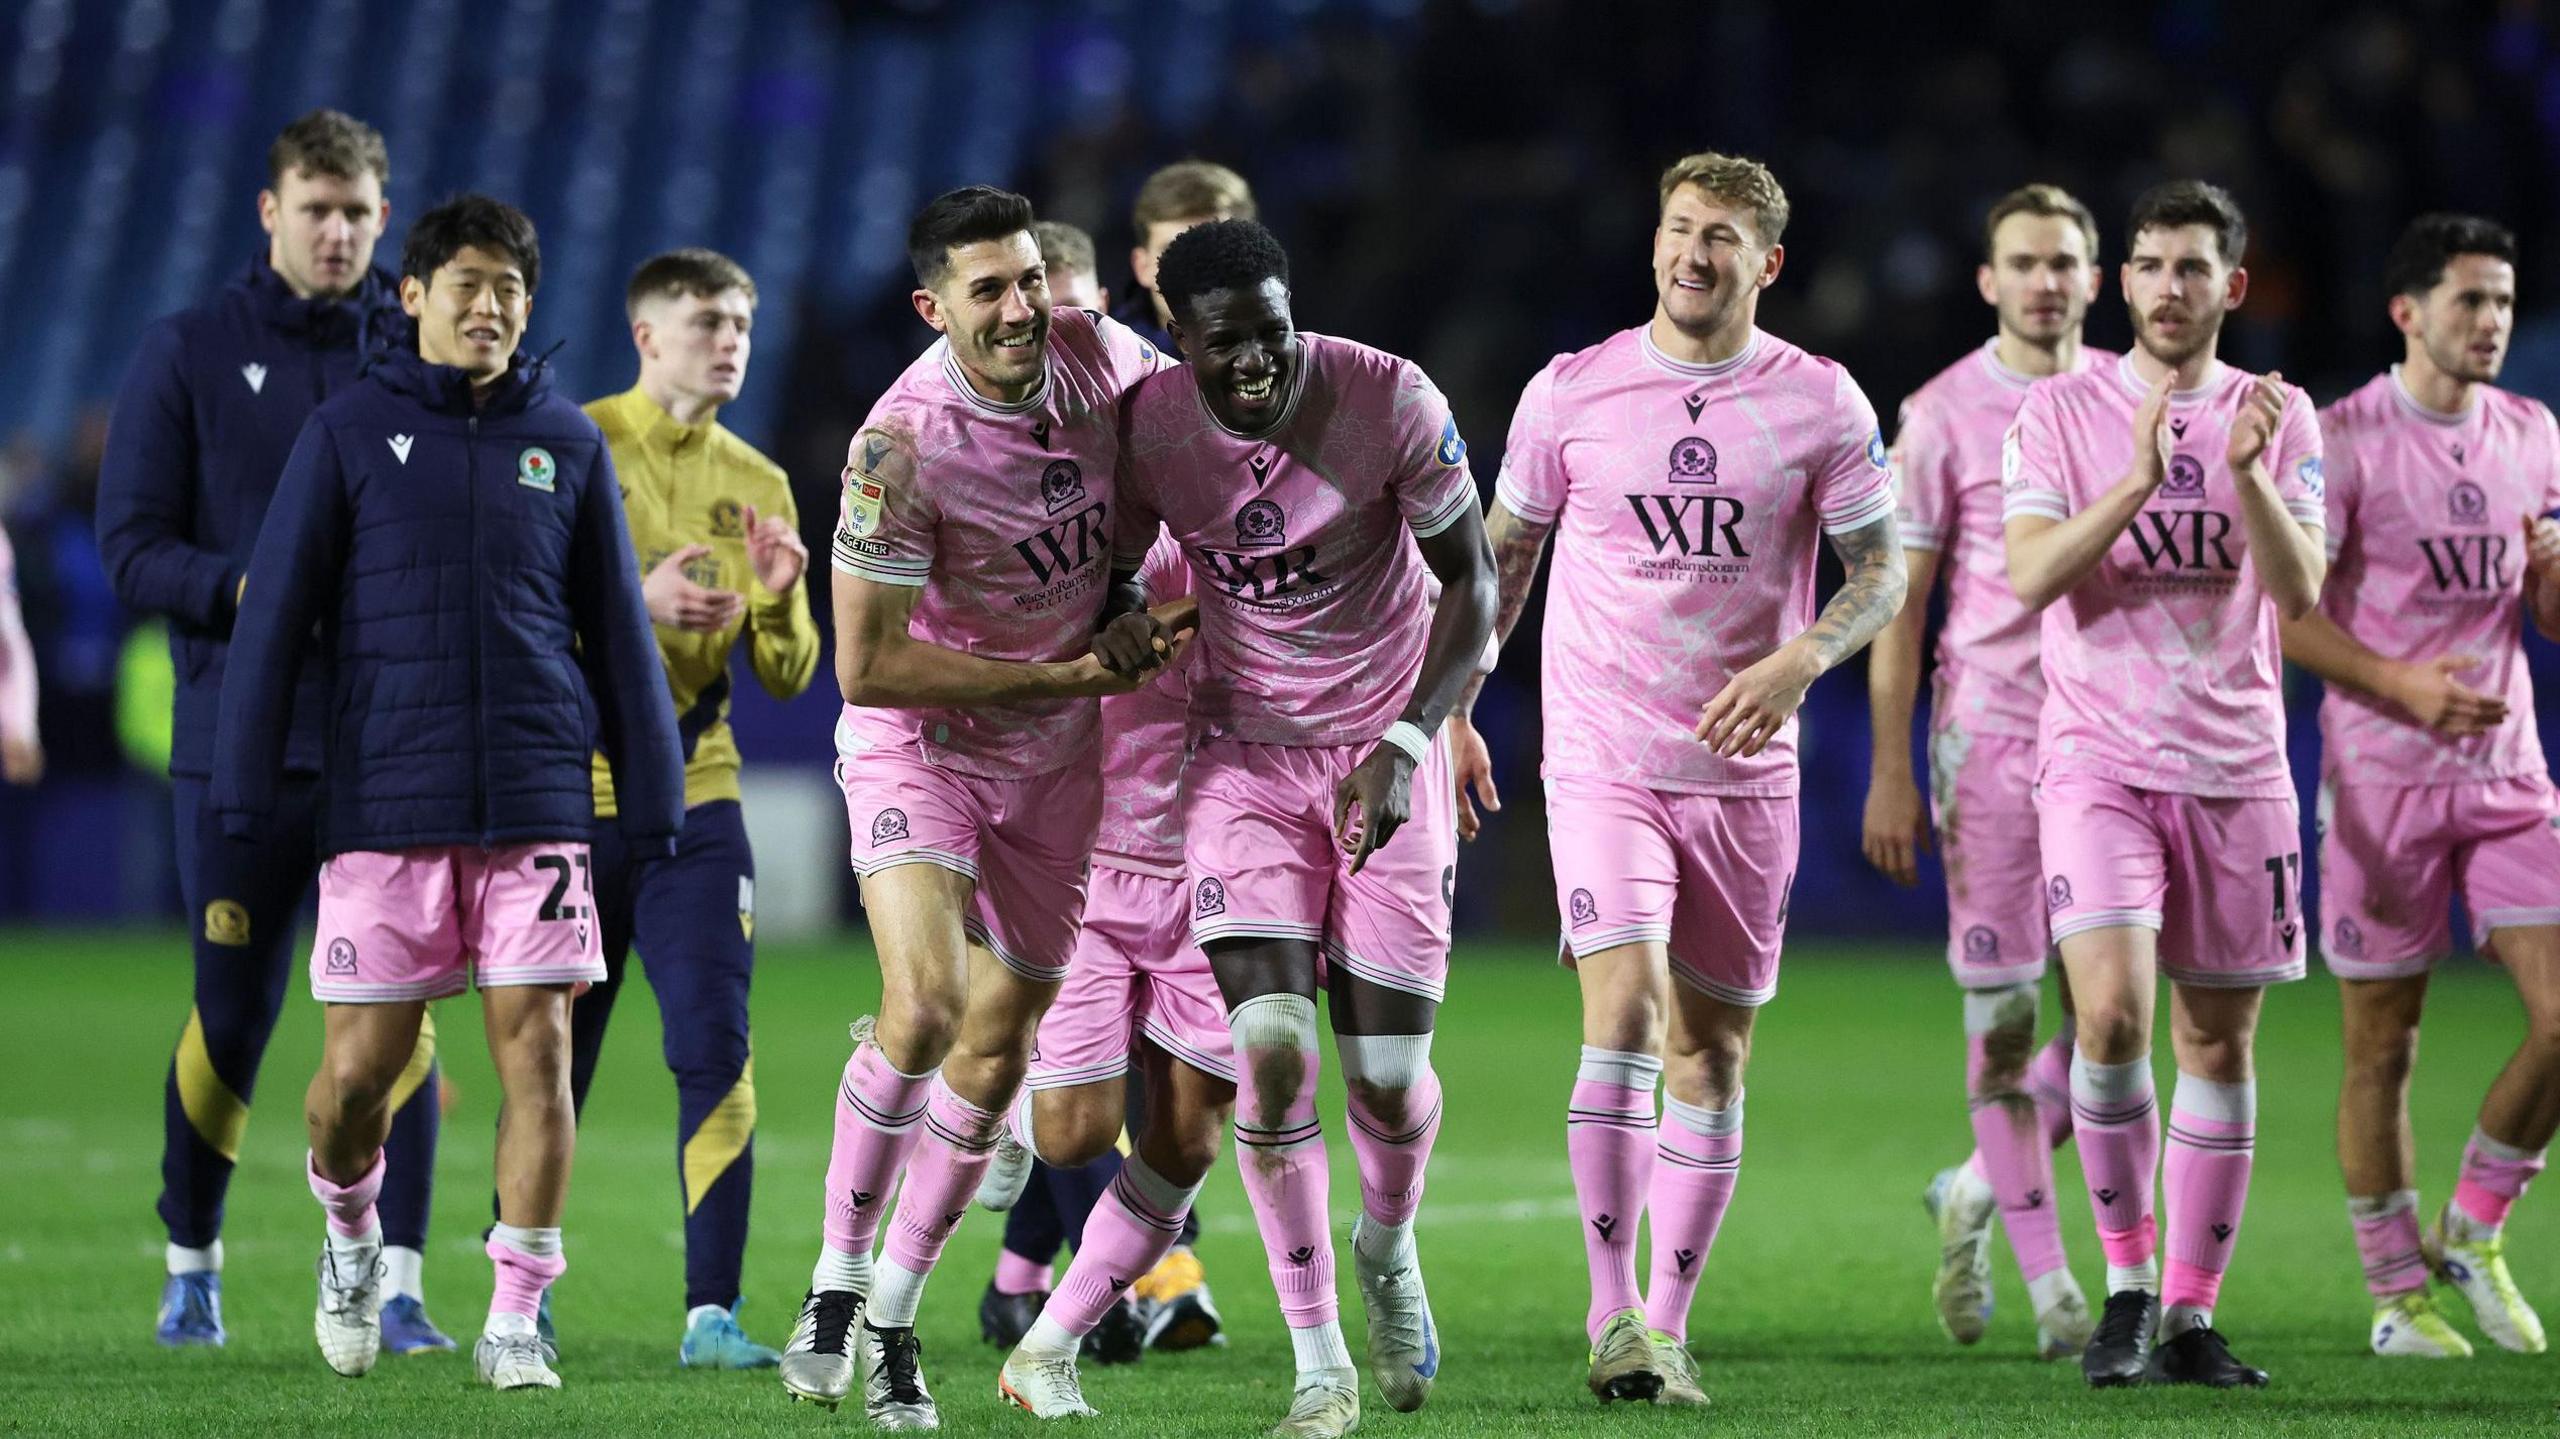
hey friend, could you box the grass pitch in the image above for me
[1,929,2551,1436]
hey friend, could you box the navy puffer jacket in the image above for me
[212,345,682,858]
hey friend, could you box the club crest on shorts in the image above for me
[1669,436,1718,483]
[325,938,358,976]
[2450,480,2489,526]
[517,446,556,492]
[870,808,910,846]
[1568,887,1598,927]
[1963,925,1999,963]
[1039,458,1085,514]
[203,899,250,947]
[2162,454,2205,498]
[1195,876,1228,918]
[1235,499,1286,548]
[2334,914,2370,958]
[2046,875,2074,912]
[1441,865,1456,908]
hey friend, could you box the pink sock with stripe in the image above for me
[2161,1073,2254,1329]
[1643,1089,1741,1342]
[2347,1190,2427,1299]
[1229,994,1336,1328]
[821,1038,933,1256]
[1568,1046,1658,1340]
[2070,1054,2159,1275]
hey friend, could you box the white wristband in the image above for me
[1378,720,1431,765]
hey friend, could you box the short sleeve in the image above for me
[2316,404,2359,562]
[1092,310,1176,392]
[1388,362,1477,539]
[1134,525,1191,604]
[829,427,933,586]
[1494,359,1568,525]
[1813,368,1896,535]
[2534,403,2560,517]
[2000,385,2070,523]
[2272,386,2327,531]
[1890,391,1955,551]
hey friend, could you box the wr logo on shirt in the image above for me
[1011,501,1109,585]
[1627,494,1749,558]
[2417,534,2512,593]
[1200,546,1330,603]
[2130,509,2238,571]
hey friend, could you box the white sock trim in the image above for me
[1662,1089,1743,1138]
[1021,1311,1079,1359]
[1289,1320,1354,1375]
[2469,1125,2545,1164]
[811,1243,873,1295]
[1577,1045,1663,1091]
[489,1223,563,1259]
[2070,1053,2154,1106]
[1229,992,1320,1048]
[2104,1259,2159,1295]
[2346,1189,2419,1221]
[1117,1154,1199,1218]
[381,1244,425,1302]
[1961,984,2039,1036]
[2170,1071,2255,1125]
[867,1255,930,1328]
[1336,1032,1433,1090]
[166,1240,222,1275]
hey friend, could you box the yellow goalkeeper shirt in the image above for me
[585,386,819,818]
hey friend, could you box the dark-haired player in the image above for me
[1104,217,1496,1439]
[2004,180,2326,1388]
[2283,213,2559,1358]
[778,187,1174,1427]
[567,247,818,1367]
[215,194,683,1391]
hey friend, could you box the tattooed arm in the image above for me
[1448,498,1554,840]
[1695,512,1909,758]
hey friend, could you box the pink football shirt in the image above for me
[1895,340,2111,741]
[2002,355,2326,798]
[0,523,33,745]
[830,307,1170,778]
[1114,332,1478,748]
[1496,325,1897,796]
[1092,529,1196,874]
[2317,368,2560,785]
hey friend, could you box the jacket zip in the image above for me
[469,411,488,841]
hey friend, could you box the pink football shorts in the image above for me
[2319,774,2560,979]
[1931,728,2051,990]
[310,844,604,1003]
[1181,733,1457,1004]
[838,745,1103,982]
[1544,776,1798,1008]
[1029,862,1235,1089]
[2034,770,2306,988]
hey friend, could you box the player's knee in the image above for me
[2072,1001,2148,1063]
[880,993,964,1065]
[320,1047,404,1118]
[1036,1096,1121,1168]
[1964,986,2040,1095]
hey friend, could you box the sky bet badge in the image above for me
[517,446,556,492]
[843,472,886,536]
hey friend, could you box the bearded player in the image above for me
[1111,218,1496,1439]
[1865,184,2105,1358]
[2003,180,2326,1389]
[2282,212,2558,1358]
[1453,151,1906,1408]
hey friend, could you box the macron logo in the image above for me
[240,363,267,394]
[387,435,414,465]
